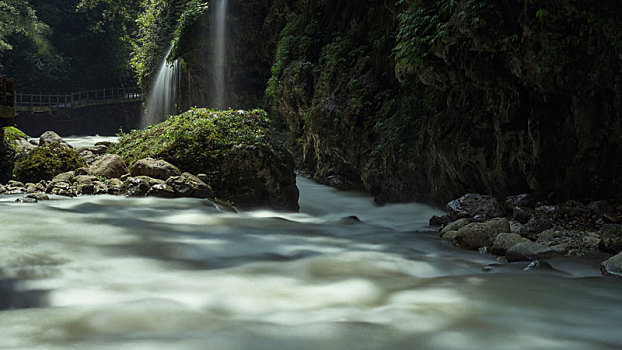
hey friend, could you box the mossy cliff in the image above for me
[170,0,622,203]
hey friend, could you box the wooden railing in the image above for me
[15,87,141,113]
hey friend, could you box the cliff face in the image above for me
[179,0,622,204]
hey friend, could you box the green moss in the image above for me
[3,126,27,151]
[110,108,271,173]
[13,143,86,183]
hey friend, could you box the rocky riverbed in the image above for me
[1,109,299,211]
[430,193,622,277]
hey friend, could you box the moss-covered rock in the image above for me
[111,108,299,210]
[13,143,86,183]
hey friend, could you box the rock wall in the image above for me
[178,0,622,204]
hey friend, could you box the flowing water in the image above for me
[142,46,180,128]
[1,137,622,349]
[210,0,228,109]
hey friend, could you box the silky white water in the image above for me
[1,137,622,350]
[210,0,228,109]
[142,46,180,127]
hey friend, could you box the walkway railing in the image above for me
[16,87,141,113]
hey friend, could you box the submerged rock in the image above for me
[492,232,531,256]
[506,242,554,262]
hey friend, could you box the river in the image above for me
[1,137,621,349]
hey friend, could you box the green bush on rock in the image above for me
[3,127,27,150]
[13,143,86,183]
[111,108,299,210]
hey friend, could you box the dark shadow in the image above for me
[0,279,49,311]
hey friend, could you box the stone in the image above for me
[429,215,451,227]
[599,224,622,254]
[512,206,534,224]
[454,218,511,250]
[107,178,124,195]
[125,177,150,197]
[523,260,555,271]
[26,193,49,201]
[89,154,128,179]
[129,157,181,180]
[440,218,470,236]
[15,138,37,152]
[73,175,96,185]
[166,172,213,198]
[601,252,622,277]
[79,150,97,165]
[440,230,459,244]
[93,181,108,195]
[146,183,175,198]
[52,171,74,184]
[15,197,38,204]
[446,193,505,220]
[506,242,554,262]
[75,183,94,195]
[504,194,536,210]
[492,232,531,256]
[39,131,71,148]
[74,167,89,176]
[8,180,24,188]
[88,144,108,155]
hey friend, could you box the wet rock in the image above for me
[75,183,94,195]
[95,141,114,148]
[504,194,536,210]
[446,193,505,220]
[125,177,150,197]
[440,218,470,236]
[49,181,74,197]
[512,206,534,224]
[26,193,49,201]
[15,138,37,153]
[454,218,511,250]
[39,131,71,148]
[15,197,38,204]
[73,175,97,185]
[599,225,622,254]
[166,172,213,198]
[506,242,554,262]
[440,230,459,244]
[492,232,531,256]
[129,158,181,180]
[87,144,108,155]
[146,183,175,198]
[523,260,554,271]
[471,214,489,223]
[203,198,237,213]
[89,154,128,179]
[107,178,124,195]
[429,215,451,227]
[93,181,108,195]
[197,173,210,184]
[0,185,5,194]
[601,252,622,277]
[8,180,24,188]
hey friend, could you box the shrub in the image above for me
[13,143,86,183]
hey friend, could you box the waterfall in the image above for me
[210,0,228,110]
[142,45,180,128]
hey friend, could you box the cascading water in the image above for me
[210,0,228,109]
[142,46,180,128]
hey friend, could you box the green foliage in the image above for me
[3,126,27,151]
[111,108,271,173]
[13,143,86,183]
[394,0,456,72]
[131,0,188,89]
[170,0,209,59]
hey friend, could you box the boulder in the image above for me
[147,183,176,198]
[39,131,71,148]
[440,218,470,236]
[429,215,451,227]
[601,252,622,277]
[125,177,150,197]
[599,225,622,254]
[512,206,534,224]
[107,178,124,195]
[506,242,554,262]
[52,171,74,184]
[13,143,86,183]
[504,194,536,210]
[129,157,181,180]
[454,218,511,250]
[440,230,459,244]
[166,172,213,198]
[492,232,532,256]
[446,193,505,220]
[89,154,128,179]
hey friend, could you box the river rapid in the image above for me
[1,137,622,350]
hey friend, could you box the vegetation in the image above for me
[3,126,27,151]
[13,143,86,183]
[111,108,271,171]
